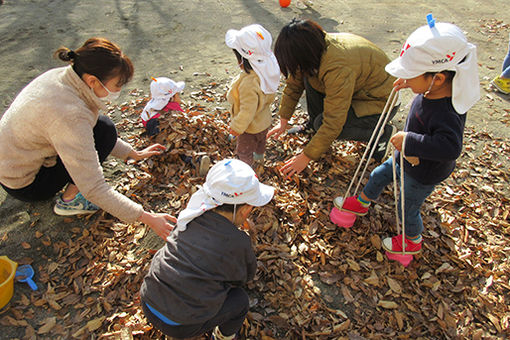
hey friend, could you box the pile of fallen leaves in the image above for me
[1,80,509,339]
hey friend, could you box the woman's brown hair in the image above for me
[274,19,326,78]
[54,37,134,86]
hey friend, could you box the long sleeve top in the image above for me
[398,94,466,185]
[140,210,257,324]
[227,70,275,135]
[0,66,143,222]
[279,33,395,160]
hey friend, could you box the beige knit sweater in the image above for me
[0,66,143,223]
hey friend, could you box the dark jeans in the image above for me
[304,78,399,142]
[1,115,117,201]
[141,287,249,338]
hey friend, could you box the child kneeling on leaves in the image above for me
[140,159,274,339]
[141,76,185,136]
[141,76,211,176]
[336,18,480,255]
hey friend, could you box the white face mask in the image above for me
[98,80,121,102]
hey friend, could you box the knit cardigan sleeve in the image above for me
[48,114,143,223]
[111,138,134,160]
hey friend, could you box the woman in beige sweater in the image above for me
[0,38,175,240]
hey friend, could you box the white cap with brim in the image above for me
[225,24,280,94]
[385,22,480,114]
[174,159,274,234]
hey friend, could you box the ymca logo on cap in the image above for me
[386,18,470,79]
[400,39,457,65]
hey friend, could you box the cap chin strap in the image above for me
[424,74,438,98]
[232,204,237,224]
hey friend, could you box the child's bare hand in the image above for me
[172,93,181,104]
[393,78,409,91]
[228,127,240,137]
[405,156,420,166]
[390,131,406,152]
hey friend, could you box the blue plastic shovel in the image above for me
[15,264,38,291]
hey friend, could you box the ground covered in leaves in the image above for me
[1,78,509,340]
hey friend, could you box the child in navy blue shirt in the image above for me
[335,18,480,254]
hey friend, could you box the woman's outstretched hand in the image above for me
[280,152,311,177]
[138,211,176,240]
[129,144,166,161]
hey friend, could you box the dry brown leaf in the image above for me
[37,317,56,334]
[346,258,360,271]
[87,316,106,332]
[435,262,454,274]
[394,310,404,330]
[387,277,402,294]
[24,325,36,340]
[340,284,354,303]
[333,319,351,332]
[261,336,276,340]
[487,313,502,333]
[370,234,381,249]
[377,300,398,309]
[364,270,379,287]
[47,299,62,311]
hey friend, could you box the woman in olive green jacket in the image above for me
[268,19,397,176]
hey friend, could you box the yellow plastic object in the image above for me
[0,256,17,309]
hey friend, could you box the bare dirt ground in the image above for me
[0,1,509,339]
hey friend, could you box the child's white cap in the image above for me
[386,17,480,113]
[175,159,274,233]
[225,24,280,94]
[203,159,274,206]
[148,77,185,110]
[226,24,272,60]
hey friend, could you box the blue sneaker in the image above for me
[53,193,99,216]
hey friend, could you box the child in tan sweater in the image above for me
[225,24,280,166]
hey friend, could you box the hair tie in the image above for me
[67,50,77,60]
